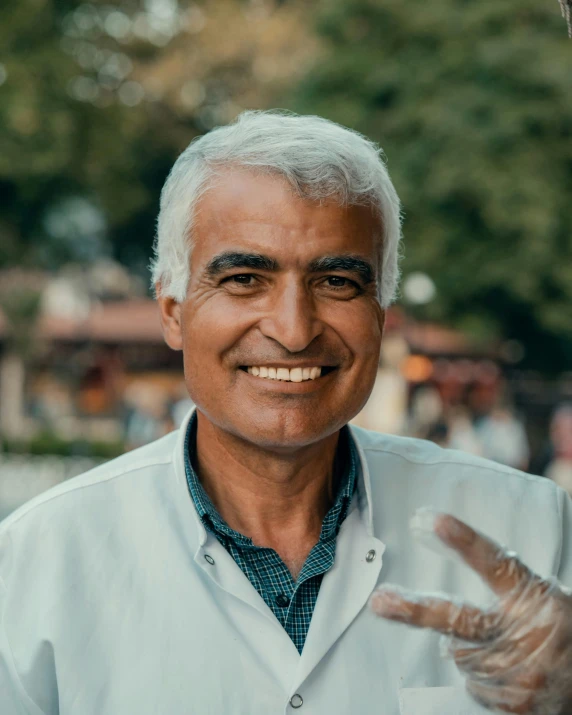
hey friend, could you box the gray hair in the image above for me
[150,110,402,307]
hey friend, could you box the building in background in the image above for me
[2,271,570,471]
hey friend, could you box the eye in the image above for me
[225,274,255,285]
[326,276,350,288]
[317,275,362,299]
[220,273,263,293]
[322,276,360,290]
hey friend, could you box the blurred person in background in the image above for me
[544,404,572,495]
[2,111,572,715]
[123,381,173,450]
[406,384,444,438]
[447,405,483,457]
[476,401,530,471]
[425,420,450,448]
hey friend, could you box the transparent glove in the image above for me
[370,510,572,714]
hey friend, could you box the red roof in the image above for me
[41,299,164,343]
[402,321,474,355]
[0,300,164,344]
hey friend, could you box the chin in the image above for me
[234,411,349,451]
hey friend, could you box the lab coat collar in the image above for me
[172,406,209,548]
[171,407,376,549]
[171,407,384,688]
[348,423,375,536]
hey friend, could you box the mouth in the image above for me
[238,365,337,383]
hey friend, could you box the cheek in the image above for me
[181,300,251,370]
[330,304,383,365]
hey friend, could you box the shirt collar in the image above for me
[183,411,357,547]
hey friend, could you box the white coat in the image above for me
[1,408,571,715]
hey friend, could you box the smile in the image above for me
[240,366,335,382]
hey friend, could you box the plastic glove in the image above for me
[370,511,572,715]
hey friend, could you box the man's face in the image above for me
[158,170,385,450]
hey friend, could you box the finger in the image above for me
[454,622,555,677]
[454,646,547,690]
[371,587,500,641]
[434,514,533,597]
[466,680,535,714]
[511,670,546,691]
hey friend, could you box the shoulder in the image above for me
[0,430,179,540]
[350,426,567,578]
[350,424,563,528]
[350,424,554,490]
[349,426,570,581]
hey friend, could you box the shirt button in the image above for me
[204,554,215,565]
[290,693,303,708]
[275,594,290,608]
[365,549,376,563]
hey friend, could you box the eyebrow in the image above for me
[308,255,376,285]
[205,252,278,277]
[204,250,376,284]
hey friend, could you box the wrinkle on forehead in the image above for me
[192,169,382,266]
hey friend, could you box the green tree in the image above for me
[291,0,572,371]
[0,0,316,277]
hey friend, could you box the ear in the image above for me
[156,282,183,351]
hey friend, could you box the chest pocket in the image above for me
[398,687,488,715]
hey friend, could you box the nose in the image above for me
[258,280,324,353]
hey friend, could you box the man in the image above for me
[1,110,571,714]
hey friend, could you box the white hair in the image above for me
[150,109,402,307]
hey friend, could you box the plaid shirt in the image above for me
[184,413,357,654]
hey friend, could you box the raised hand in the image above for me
[371,512,572,714]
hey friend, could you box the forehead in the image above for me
[192,169,380,265]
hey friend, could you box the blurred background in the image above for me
[1,0,572,518]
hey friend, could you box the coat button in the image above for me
[275,594,290,608]
[290,693,303,708]
[204,554,215,565]
[365,549,376,562]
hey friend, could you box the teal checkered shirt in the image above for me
[184,413,357,654]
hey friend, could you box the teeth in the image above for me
[246,366,323,382]
[290,368,303,383]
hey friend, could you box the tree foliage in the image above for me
[1,0,571,372]
[291,0,572,370]
[0,0,315,272]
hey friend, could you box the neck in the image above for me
[194,411,343,576]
